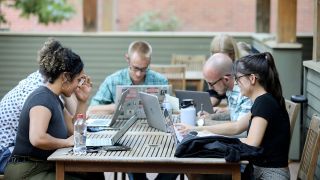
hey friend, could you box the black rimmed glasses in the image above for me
[206,74,231,87]
[234,74,250,84]
[129,65,149,73]
[207,77,223,87]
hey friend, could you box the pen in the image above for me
[200,104,204,116]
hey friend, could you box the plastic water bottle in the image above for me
[73,113,87,155]
[180,99,196,126]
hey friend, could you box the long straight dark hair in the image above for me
[233,52,286,110]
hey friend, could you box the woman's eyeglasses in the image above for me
[234,74,250,84]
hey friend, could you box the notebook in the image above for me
[86,88,130,127]
[175,90,214,114]
[86,114,137,147]
[116,85,172,118]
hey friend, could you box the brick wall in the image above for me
[1,0,313,33]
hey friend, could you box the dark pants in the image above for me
[5,156,104,180]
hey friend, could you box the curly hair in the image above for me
[38,38,83,83]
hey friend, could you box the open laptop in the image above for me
[86,114,137,147]
[86,88,130,127]
[116,85,172,118]
[139,92,184,143]
[175,90,214,113]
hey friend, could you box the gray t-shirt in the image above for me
[13,86,68,160]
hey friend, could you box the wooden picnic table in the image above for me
[48,119,243,180]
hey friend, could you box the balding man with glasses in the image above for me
[89,40,168,114]
[201,53,252,125]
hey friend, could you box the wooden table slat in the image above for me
[49,119,245,180]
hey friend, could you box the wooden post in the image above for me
[256,0,270,33]
[313,0,320,61]
[276,0,297,43]
[99,0,114,31]
[83,0,97,32]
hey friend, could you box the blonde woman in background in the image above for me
[210,34,240,62]
[206,34,240,119]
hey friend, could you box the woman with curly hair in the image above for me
[4,38,103,179]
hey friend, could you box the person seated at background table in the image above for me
[0,69,77,174]
[4,38,104,179]
[177,52,291,179]
[207,34,240,107]
[88,40,168,114]
[200,53,252,125]
[89,41,176,180]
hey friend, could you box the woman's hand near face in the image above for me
[75,75,92,103]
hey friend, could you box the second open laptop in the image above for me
[86,88,130,127]
[86,114,137,147]
[139,92,184,143]
[175,90,214,113]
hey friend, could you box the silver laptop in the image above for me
[116,85,172,118]
[139,92,184,143]
[139,92,168,132]
[86,114,137,147]
[86,88,130,127]
[175,90,214,113]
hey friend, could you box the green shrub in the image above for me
[129,11,180,31]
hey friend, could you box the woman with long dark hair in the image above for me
[177,52,290,179]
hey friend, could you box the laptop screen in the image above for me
[116,85,172,118]
[163,109,183,145]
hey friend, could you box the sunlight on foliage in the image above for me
[0,0,74,25]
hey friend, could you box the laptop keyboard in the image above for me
[87,114,113,127]
[89,114,112,119]
[86,134,112,146]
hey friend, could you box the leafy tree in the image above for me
[129,11,180,31]
[0,0,75,25]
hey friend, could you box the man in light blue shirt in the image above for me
[202,53,252,122]
[89,40,168,114]
[89,41,176,180]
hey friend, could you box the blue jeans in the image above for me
[0,148,11,173]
